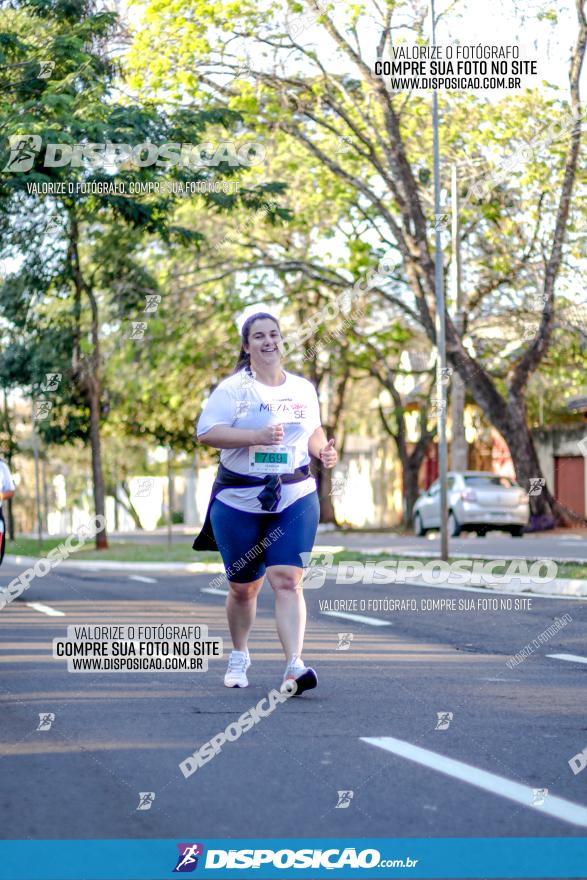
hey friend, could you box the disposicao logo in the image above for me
[202,847,382,870]
[173,843,204,872]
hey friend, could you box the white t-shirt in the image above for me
[0,460,14,513]
[197,369,321,513]
[0,461,14,492]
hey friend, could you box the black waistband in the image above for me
[215,461,311,489]
[192,460,313,551]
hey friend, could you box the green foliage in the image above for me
[0,0,280,463]
[124,0,585,404]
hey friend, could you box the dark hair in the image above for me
[233,312,282,373]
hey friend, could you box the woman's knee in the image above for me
[228,580,262,601]
[267,567,303,593]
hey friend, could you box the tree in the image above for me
[128,0,587,527]
[0,0,282,544]
[350,329,437,527]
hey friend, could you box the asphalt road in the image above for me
[1,558,587,853]
[88,527,587,562]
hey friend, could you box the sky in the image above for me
[279,0,585,97]
[435,0,585,92]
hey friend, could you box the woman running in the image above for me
[193,312,337,695]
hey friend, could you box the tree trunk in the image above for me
[3,391,16,539]
[445,345,569,525]
[6,496,14,540]
[403,457,421,529]
[68,211,109,549]
[376,395,434,530]
[88,379,108,549]
[107,481,144,530]
[316,367,348,525]
[41,455,49,533]
[117,480,145,530]
[499,395,575,529]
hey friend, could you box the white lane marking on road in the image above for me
[201,587,229,597]
[362,735,587,828]
[320,610,391,627]
[479,677,520,682]
[128,575,157,583]
[25,602,65,617]
[547,653,587,665]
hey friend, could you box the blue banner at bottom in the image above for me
[0,838,586,880]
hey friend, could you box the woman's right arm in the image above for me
[198,425,283,449]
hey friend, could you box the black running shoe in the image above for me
[281,661,318,697]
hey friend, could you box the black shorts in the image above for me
[0,508,6,566]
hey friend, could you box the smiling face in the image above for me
[244,318,283,370]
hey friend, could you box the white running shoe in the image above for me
[280,655,317,697]
[224,649,251,688]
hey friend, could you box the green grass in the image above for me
[7,537,220,565]
[6,539,587,580]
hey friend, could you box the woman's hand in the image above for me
[254,423,285,445]
[319,438,338,469]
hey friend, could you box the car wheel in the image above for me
[510,526,524,537]
[448,511,461,537]
[413,513,426,537]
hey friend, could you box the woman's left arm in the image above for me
[308,427,338,468]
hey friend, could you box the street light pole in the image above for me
[431,0,449,561]
[31,395,43,548]
[450,162,468,471]
[166,446,173,548]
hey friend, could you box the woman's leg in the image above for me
[210,498,266,654]
[264,491,320,663]
[226,577,264,652]
[265,565,305,659]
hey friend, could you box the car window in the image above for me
[464,475,515,489]
[447,477,455,489]
[428,481,440,495]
